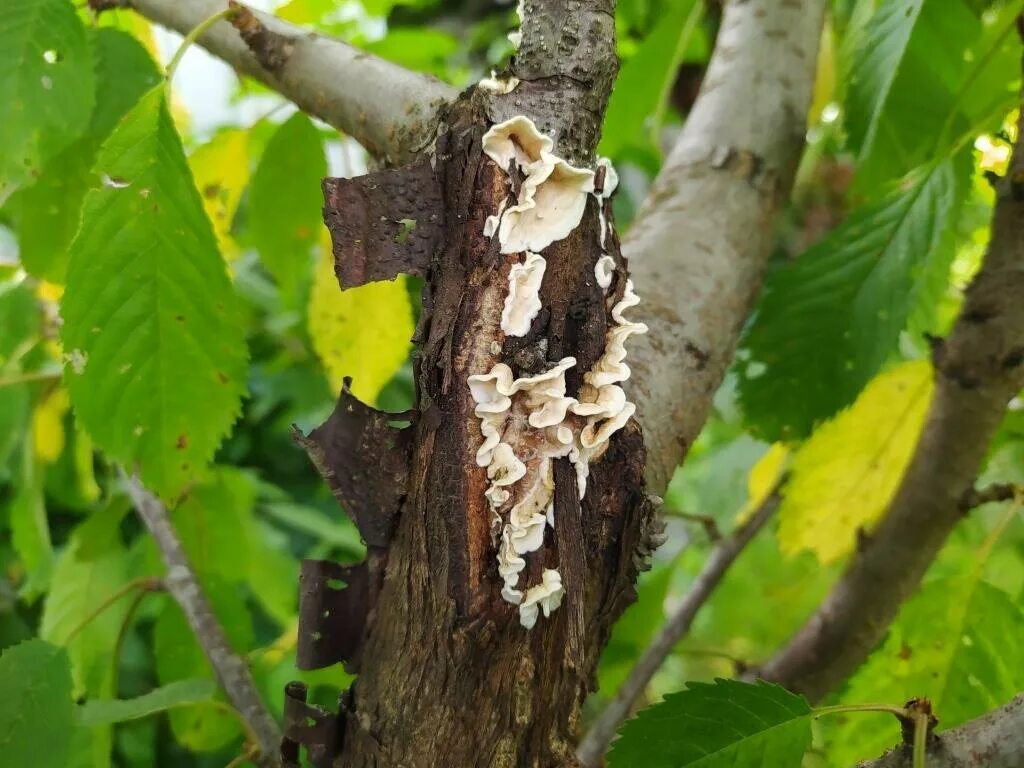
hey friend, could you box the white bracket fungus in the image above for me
[469,140,647,629]
[501,252,546,337]
[519,569,565,630]
[479,71,520,95]
[481,116,596,255]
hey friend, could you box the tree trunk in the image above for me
[283,4,661,766]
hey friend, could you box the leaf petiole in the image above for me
[165,6,240,85]
[813,703,911,719]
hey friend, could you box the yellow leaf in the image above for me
[33,388,70,464]
[736,443,789,523]
[308,235,413,405]
[189,130,250,260]
[778,360,934,564]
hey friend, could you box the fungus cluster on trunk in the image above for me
[471,116,648,628]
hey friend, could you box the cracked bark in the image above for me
[282,2,661,765]
[759,91,1024,702]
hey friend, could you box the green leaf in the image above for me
[825,580,1024,765]
[609,679,812,768]
[171,467,255,585]
[0,0,95,201]
[248,113,326,302]
[0,639,74,768]
[846,0,1022,189]
[10,447,53,599]
[0,280,40,476]
[40,503,131,698]
[844,0,925,169]
[309,234,413,405]
[599,0,702,162]
[739,153,969,440]
[247,520,299,626]
[260,500,364,556]
[777,361,933,564]
[10,28,161,281]
[78,679,216,727]
[61,86,248,501]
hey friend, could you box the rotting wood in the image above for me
[289,89,658,766]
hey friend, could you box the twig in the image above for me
[123,473,281,768]
[959,482,1023,511]
[576,488,782,766]
[671,510,722,541]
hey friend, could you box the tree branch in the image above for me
[102,0,457,163]
[759,90,1024,701]
[626,0,827,494]
[576,488,781,766]
[123,474,282,768]
[857,694,1024,768]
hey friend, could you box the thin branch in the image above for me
[576,489,781,766]
[123,473,282,768]
[858,694,1024,768]
[626,0,827,494]
[98,0,456,163]
[759,88,1024,701]
[960,482,1023,511]
[671,510,723,541]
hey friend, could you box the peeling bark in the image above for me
[288,36,659,752]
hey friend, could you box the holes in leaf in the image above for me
[42,49,59,64]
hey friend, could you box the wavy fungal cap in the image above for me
[501,252,546,337]
[482,116,596,255]
[470,136,647,628]
[519,569,565,630]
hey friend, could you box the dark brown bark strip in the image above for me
[858,694,1024,768]
[576,487,781,766]
[292,382,411,549]
[759,92,1024,702]
[322,160,444,288]
[123,474,282,768]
